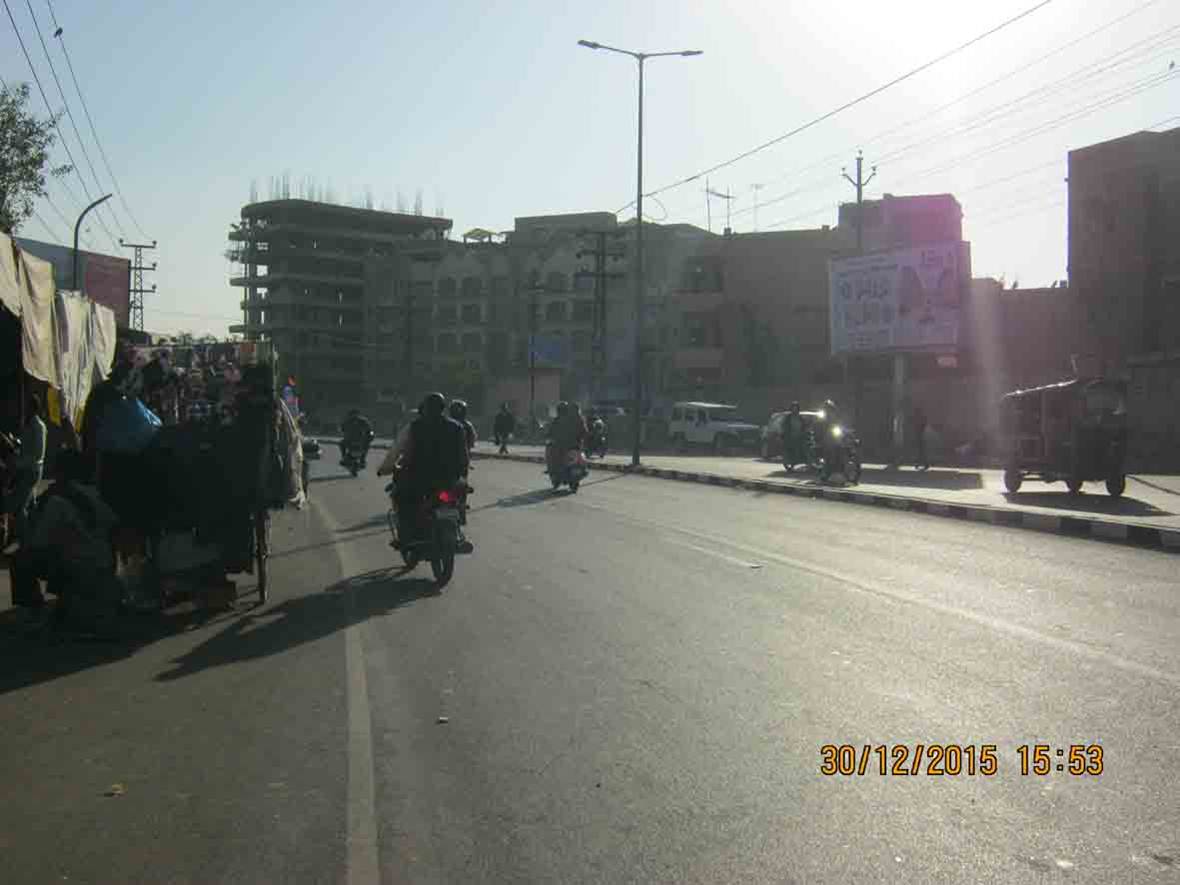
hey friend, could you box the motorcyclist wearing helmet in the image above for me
[381,393,470,552]
[340,407,374,467]
[449,399,477,459]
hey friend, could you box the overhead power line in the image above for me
[615,0,1055,214]
[45,0,149,238]
[727,17,1179,223]
[2,0,119,251]
[21,0,123,243]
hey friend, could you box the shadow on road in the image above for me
[832,468,984,492]
[308,474,360,485]
[269,527,390,559]
[154,568,437,682]
[337,514,389,533]
[471,472,628,513]
[1001,491,1170,517]
[0,604,231,696]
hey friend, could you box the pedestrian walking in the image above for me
[493,403,516,454]
[913,405,929,471]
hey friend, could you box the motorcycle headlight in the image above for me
[831,426,843,439]
[817,410,826,421]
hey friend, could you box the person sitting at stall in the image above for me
[8,449,121,622]
[2,391,48,549]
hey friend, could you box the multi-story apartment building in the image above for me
[227,200,452,418]
[1068,125,1180,368]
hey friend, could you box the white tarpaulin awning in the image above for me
[0,233,20,317]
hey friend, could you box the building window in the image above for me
[461,304,482,324]
[546,271,567,292]
[437,306,457,326]
[573,300,594,322]
[461,276,482,298]
[437,333,458,353]
[545,301,567,322]
[438,277,457,298]
[462,332,482,353]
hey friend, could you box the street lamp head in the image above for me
[680,50,703,56]
[578,40,601,49]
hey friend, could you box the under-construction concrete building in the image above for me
[227,199,452,423]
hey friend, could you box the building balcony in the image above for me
[240,294,364,314]
[672,346,725,371]
[230,270,365,288]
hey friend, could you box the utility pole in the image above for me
[707,187,736,235]
[120,238,157,331]
[752,183,764,233]
[576,230,626,404]
[705,178,712,233]
[841,150,877,255]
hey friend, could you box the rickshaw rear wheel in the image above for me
[1106,474,1126,498]
[1003,468,1023,494]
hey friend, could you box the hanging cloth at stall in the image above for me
[18,249,57,384]
[0,232,20,318]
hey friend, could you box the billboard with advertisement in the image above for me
[14,237,131,327]
[828,241,970,356]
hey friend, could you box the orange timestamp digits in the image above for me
[819,744,1000,777]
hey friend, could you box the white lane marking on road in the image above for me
[318,505,381,884]
[577,500,1180,689]
[345,623,379,884]
[672,541,762,570]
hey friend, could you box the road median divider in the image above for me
[472,450,1177,553]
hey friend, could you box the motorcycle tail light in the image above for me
[437,490,453,504]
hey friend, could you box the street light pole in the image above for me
[73,193,112,290]
[633,55,644,468]
[578,39,701,467]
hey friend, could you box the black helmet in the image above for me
[449,399,468,420]
[556,401,570,417]
[823,399,837,412]
[421,392,447,418]
[790,401,800,411]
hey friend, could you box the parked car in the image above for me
[760,409,824,460]
[668,402,762,455]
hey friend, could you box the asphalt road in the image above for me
[2,457,1179,883]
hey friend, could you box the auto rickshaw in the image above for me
[999,377,1127,497]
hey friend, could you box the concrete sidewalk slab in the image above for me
[473,444,1180,553]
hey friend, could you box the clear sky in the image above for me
[3,0,1177,336]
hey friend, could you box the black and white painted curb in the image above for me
[473,451,1180,553]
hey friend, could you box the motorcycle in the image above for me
[816,424,862,484]
[547,446,589,493]
[339,433,372,477]
[386,476,471,587]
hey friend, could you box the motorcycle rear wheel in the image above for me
[431,522,457,588]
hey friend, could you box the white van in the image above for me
[668,402,762,454]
